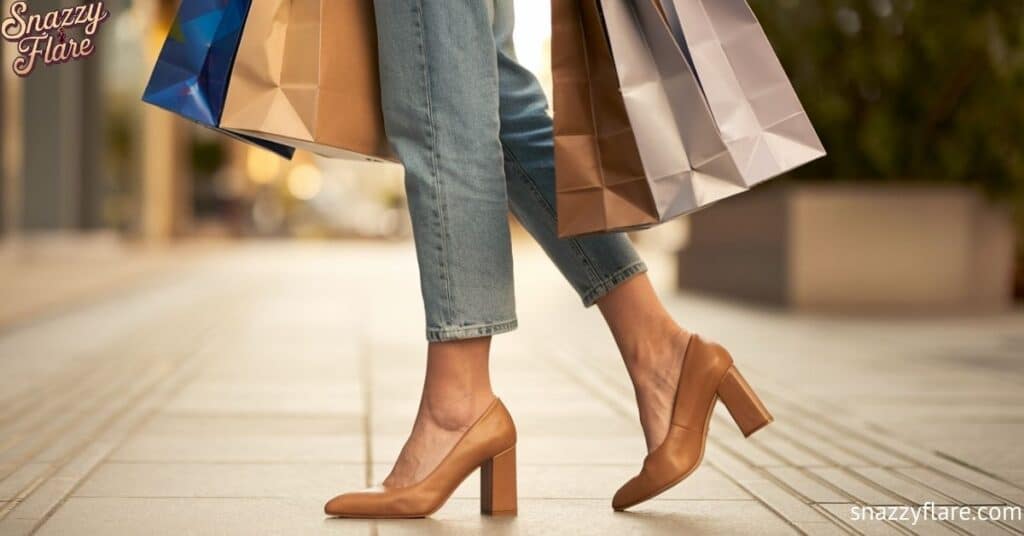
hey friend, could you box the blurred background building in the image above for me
[1,0,411,246]
[0,0,1021,309]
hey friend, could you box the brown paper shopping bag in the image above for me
[551,0,658,237]
[220,0,392,161]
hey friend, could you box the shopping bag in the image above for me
[552,0,825,236]
[142,0,295,159]
[219,0,392,162]
[550,0,659,237]
[600,0,748,227]
[657,0,827,184]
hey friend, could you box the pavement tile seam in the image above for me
[755,415,898,468]
[756,396,913,468]
[547,348,839,535]
[843,430,1024,498]
[0,358,178,521]
[0,268,234,407]
[1,289,257,534]
[894,468,1009,507]
[742,478,840,525]
[782,426,1015,532]
[741,455,867,507]
[818,503,921,536]
[0,281,248,458]
[0,353,125,436]
[551,342,1024,535]
[711,444,890,536]
[795,520,859,536]
[733,382,1023,535]
[812,468,925,508]
[765,468,851,504]
[848,432,1019,507]
[1,368,123,477]
[0,329,187,453]
[848,468,960,506]
[358,338,375,489]
[4,360,166,459]
[0,357,203,534]
[755,387,1024,507]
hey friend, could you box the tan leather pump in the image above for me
[324,398,517,518]
[613,334,773,511]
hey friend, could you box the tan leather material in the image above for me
[671,337,733,429]
[612,335,773,511]
[717,366,775,437]
[324,398,517,518]
[480,445,518,515]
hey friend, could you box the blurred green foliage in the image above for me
[751,0,1024,202]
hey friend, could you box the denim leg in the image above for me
[492,1,648,306]
[374,0,517,341]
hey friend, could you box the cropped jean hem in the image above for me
[580,261,648,307]
[426,318,519,342]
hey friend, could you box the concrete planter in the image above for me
[677,183,1017,311]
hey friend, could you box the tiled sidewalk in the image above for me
[0,242,1021,535]
[0,237,220,329]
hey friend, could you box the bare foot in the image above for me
[624,328,691,452]
[382,391,494,488]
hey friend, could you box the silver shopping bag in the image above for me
[597,0,825,223]
[657,0,827,183]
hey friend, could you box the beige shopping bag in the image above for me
[551,0,659,237]
[220,0,392,161]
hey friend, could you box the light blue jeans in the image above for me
[374,0,647,342]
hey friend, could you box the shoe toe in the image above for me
[612,475,643,511]
[324,486,385,517]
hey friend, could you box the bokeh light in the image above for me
[286,164,323,201]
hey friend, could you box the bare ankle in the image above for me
[422,389,494,432]
[419,336,494,431]
[623,324,690,378]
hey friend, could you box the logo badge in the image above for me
[1,1,111,77]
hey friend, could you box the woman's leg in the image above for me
[491,2,686,452]
[373,0,512,486]
[596,275,690,451]
[384,338,495,487]
[493,3,646,306]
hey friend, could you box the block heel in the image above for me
[480,446,517,516]
[717,366,774,437]
[613,334,777,511]
[324,398,517,519]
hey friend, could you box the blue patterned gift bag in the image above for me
[142,0,294,158]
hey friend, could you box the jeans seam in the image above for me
[414,0,454,324]
[580,261,647,306]
[501,144,604,287]
[426,319,519,342]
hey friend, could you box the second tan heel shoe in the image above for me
[612,335,773,511]
[324,398,517,518]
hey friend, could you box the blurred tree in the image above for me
[752,0,1024,195]
[751,0,1024,295]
